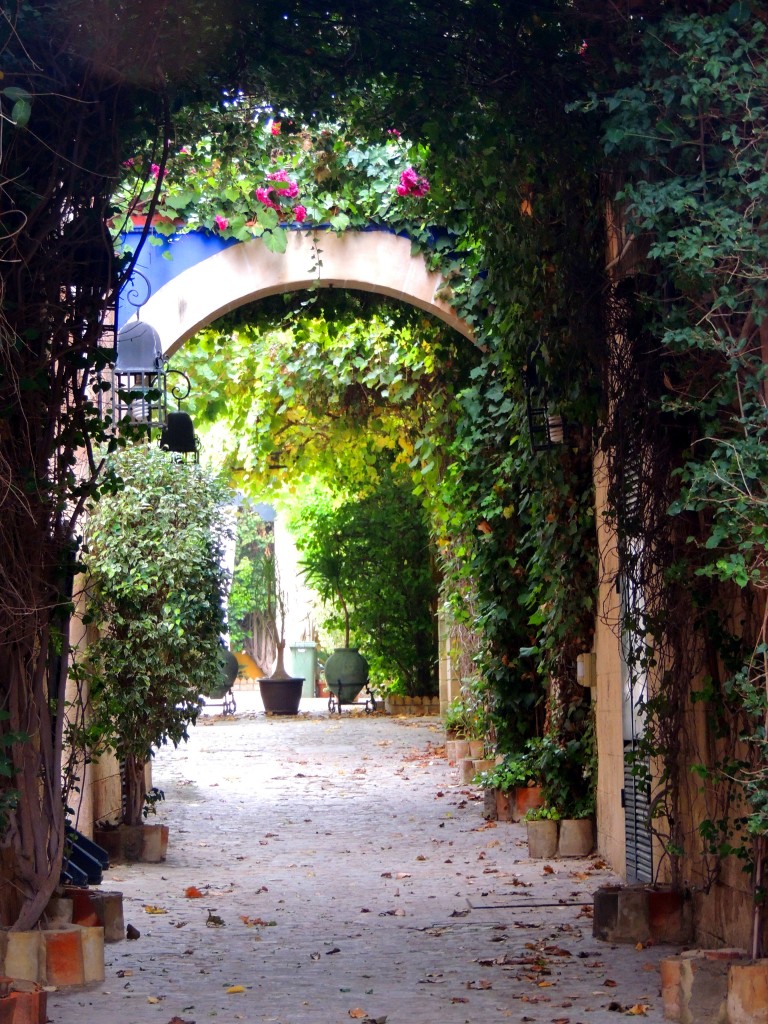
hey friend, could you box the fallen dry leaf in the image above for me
[542,865,555,875]
[395,872,412,879]
[604,979,618,988]
[184,886,204,899]
[466,978,493,990]
[226,985,246,994]
[451,997,469,1004]
[626,1005,649,1016]
[348,1008,367,1019]
[144,905,167,915]
[147,996,161,1004]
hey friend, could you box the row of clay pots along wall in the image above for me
[385,695,441,715]
[0,923,104,990]
[660,949,768,1024]
[445,738,494,784]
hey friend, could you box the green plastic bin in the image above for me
[289,641,318,698]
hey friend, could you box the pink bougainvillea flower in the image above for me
[293,204,307,223]
[387,128,401,138]
[396,166,430,198]
[265,171,299,199]
[255,186,280,211]
[271,121,281,135]
[122,157,135,168]
[179,146,191,155]
[214,214,229,231]
[150,163,161,178]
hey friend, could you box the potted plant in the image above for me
[533,732,596,857]
[297,524,369,707]
[80,446,229,861]
[476,743,544,821]
[524,806,561,859]
[257,548,305,715]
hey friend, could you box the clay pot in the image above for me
[513,785,544,820]
[726,959,768,1024]
[495,790,514,821]
[558,818,594,857]
[527,819,558,859]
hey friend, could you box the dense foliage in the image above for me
[293,473,438,696]
[227,506,275,672]
[6,0,767,944]
[593,5,768,925]
[81,446,229,826]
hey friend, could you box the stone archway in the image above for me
[127,227,473,356]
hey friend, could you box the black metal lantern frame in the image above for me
[523,343,567,452]
[113,319,168,429]
[113,319,199,462]
[159,370,200,463]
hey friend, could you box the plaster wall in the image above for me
[65,584,124,838]
[437,605,462,714]
[591,454,759,949]
[592,451,627,876]
[130,228,474,356]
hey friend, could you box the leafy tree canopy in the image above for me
[80,445,230,826]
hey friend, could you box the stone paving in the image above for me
[49,694,678,1024]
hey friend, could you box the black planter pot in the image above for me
[259,676,304,715]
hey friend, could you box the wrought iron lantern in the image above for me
[113,320,166,427]
[158,371,200,463]
[522,344,566,452]
[114,319,199,461]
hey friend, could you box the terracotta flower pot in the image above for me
[527,819,558,859]
[557,818,594,857]
[513,784,544,820]
[495,789,514,821]
[727,959,768,1024]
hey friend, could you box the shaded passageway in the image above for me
[51,698,673,1023]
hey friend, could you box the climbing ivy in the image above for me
[594,4,768,916]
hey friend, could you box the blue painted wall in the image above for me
[118,228,237,329]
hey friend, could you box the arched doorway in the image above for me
[122,227,474,356]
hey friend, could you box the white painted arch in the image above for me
[137,228,473,356]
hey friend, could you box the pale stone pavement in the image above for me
[49,694,677,1024]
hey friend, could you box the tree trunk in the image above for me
[0,609,68,930]
[123,755,148,828]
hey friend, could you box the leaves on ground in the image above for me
[144,904,168,914]
[185,886,204,898]
[226,985,246,994]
